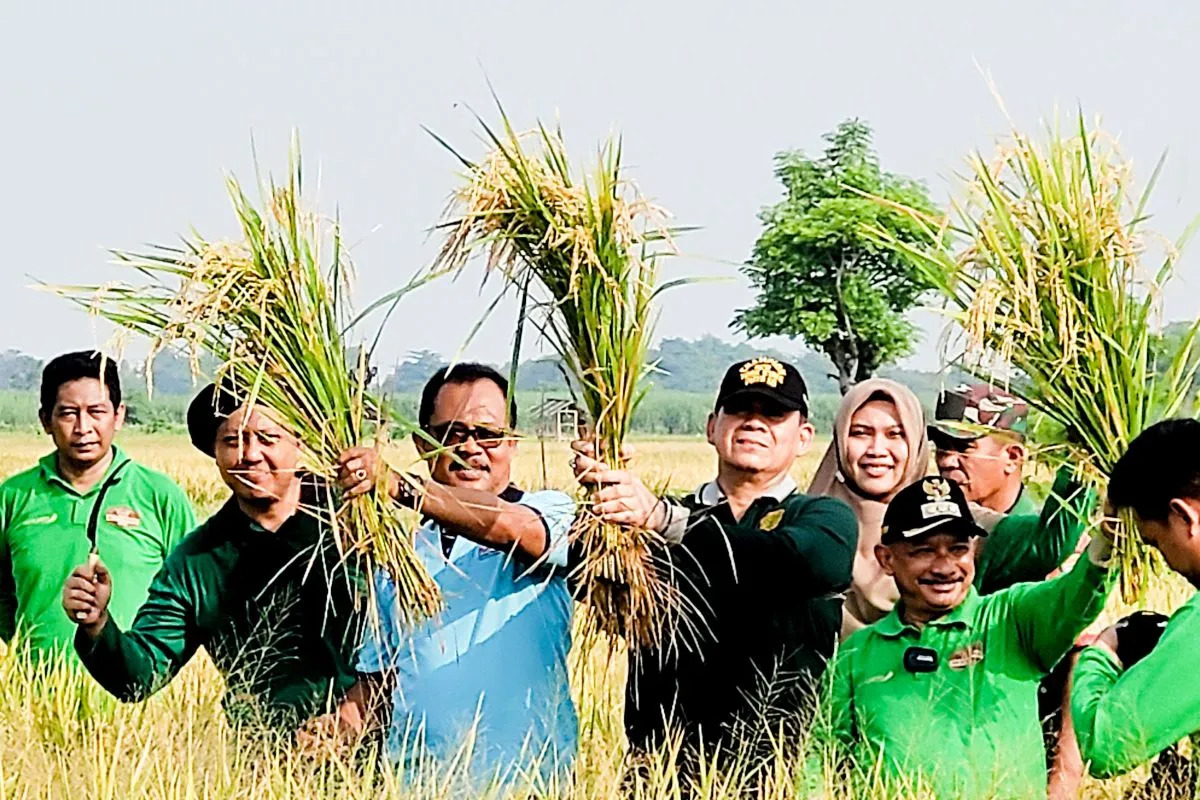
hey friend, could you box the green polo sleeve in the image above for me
[1001,552,1113,673]
[74,553,202,701]
[1071,595,1200,778]
[974,467,1093,595]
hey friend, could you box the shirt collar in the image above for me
[694,474,797,507]
[37,444,130,497]
[874,586,981,638]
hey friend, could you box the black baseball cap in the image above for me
[186,380,244,457]
[715,357,808,417]
[881,476,988,545]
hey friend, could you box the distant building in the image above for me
[530,397,583,440]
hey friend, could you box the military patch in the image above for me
[948,643,984,670]
[105,506,142,530]
[759,508,784,531]
[738,357,786,388]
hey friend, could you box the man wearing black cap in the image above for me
[61,382,364,729]
[573,356,857,754]
[815,475,1116,799]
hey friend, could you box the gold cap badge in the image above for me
[922,477,951,501]
[739,357,787,388]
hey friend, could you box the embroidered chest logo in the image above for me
[105,506,142,530]
[23,513,58,526]
[947,642,985,670]
[739,357,786,388]
[759,509,784,531]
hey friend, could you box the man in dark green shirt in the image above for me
[0,351,194,656]
[574,357,857,753]
[62,382,363,729]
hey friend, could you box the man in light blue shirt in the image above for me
[314,363,577,784]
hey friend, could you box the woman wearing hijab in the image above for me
[808,378,1092,637]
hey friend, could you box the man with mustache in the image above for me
[310,363,577,783]
[0,351,194,657]
[61,382,364,729]
[816,475,1115,799]
[930,384,1036,515]
[572,357,857,756]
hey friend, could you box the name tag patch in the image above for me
[948,643,985,670]
[105,506,142,529]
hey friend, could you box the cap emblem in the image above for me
[739,357,786,388]
[922,477,951,501]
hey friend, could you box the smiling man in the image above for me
[573,357,857,756]
[313,363,577,784]
[62,382,364,729]
[817,475,1115,799]
[0,351,194,657]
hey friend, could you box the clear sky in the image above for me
[3,1,1198,372]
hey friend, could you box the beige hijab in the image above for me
[807,378,931,639]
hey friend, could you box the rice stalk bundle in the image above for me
[429,110,696,654]
[875,112,1200,600]
[47,137,441,625]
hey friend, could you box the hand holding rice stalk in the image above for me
[876,112,1200,600]
[429,110,696,653]
[47,137,441,624]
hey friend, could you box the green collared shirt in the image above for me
[818,554,1114,799]
[0,445,196,654]
[1072,590,1200,778]
[1007,484,1040,517]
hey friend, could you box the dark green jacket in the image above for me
[625,480,857,749]
[75,489,365,729]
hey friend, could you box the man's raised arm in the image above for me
[64,555,200,702]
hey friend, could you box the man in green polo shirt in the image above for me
[816,475,1115,798]
[573,357,857,757]
[1071,418,1200,787]
[61,382,364,729]
[0,350,194,657]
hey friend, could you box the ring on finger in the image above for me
[354,469,368,481]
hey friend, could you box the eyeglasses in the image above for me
[424,422,512,448]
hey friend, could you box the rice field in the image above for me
[0,430,1191,799]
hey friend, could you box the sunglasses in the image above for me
[424,422,512,448]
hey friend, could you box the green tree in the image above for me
[735,119,940,394]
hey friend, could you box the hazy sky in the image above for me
[4,1,1199,373]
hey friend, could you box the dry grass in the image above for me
[0,431,1190,798]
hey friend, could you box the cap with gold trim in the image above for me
[881,476,988,544]
[714,357,808,417]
